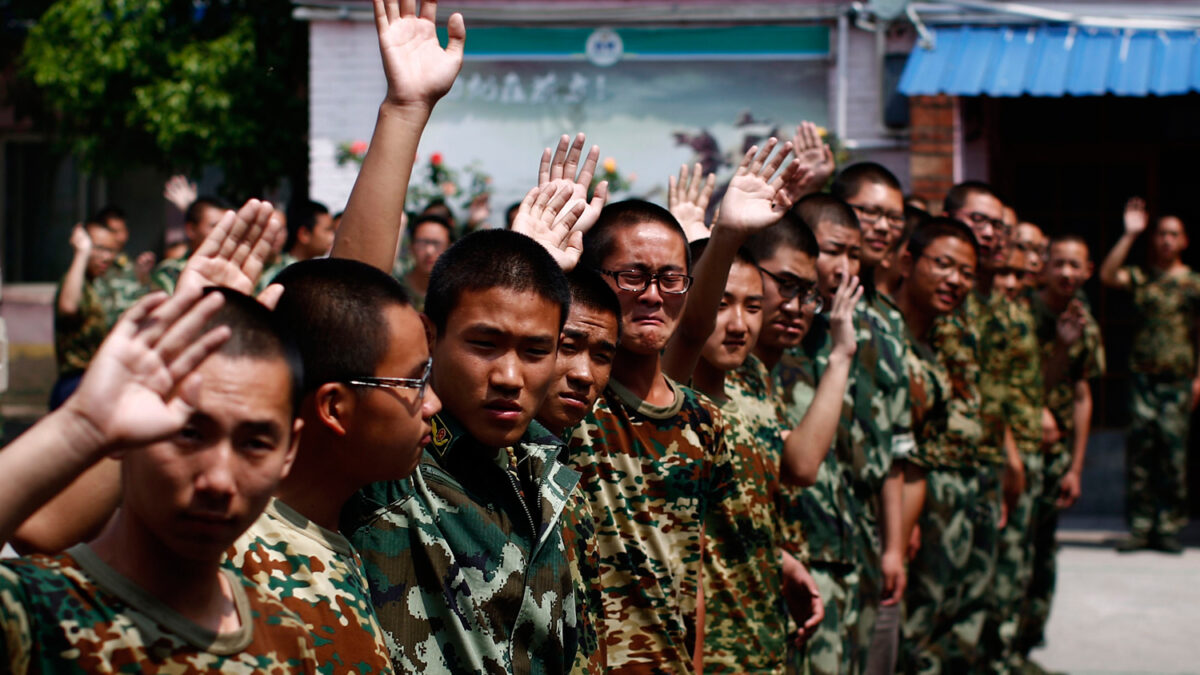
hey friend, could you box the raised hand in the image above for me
[716,139,807,233]
[375,0,465,109]
[176,199,283,297]
[538,132,609,236]
[70,223,92,255]
[62,288,230,452]
[668,163,716,242]
[511,182,588,271]
[827,272,863,359]
[1055,299,1086,346]
[466,192,491,228]
[791,121,835,194]
[1124,197,1148,236]
[163,175,198,213]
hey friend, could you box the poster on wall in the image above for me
[311,24,830,228]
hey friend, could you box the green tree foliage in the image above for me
[21,0,306,198]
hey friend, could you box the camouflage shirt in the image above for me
[343,412,601,674]
[702,354,789,674]
[97,255,151,325]
[1030,292,1106,451]
[150,255,189,295]
[255,253,299,295]
[225,498,393,675]
[53,273,111,375]
[976,291,1045,454]
[0,544,318,674]
[900,327,954,465]
[1124,266,1200,377]
[921,298,986,469]
[566,376,734,673]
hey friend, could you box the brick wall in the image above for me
[908,94,958,212]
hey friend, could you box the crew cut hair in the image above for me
[202,287,304,416]
[744,211,819,261]
[284,200,331,251]
[272,258,411,394]
[943,181,997,217]
[830,162,903,202]
[425,229,570,336]
[793,193,860,233]
[580,199,692,273]
[566,268,623,340]
[905,217,981,263]
[185,195,232,226]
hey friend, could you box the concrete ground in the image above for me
[1029,516,1200,675]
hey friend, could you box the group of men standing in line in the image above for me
[3,1,1195,674]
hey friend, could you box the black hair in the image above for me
[688,237,758,269]
[505,201,521,229]
[943,181,997,217]
[422,200,456,224]
[185,196,232,226]
[91,205,126,225]
[830,162,903,203]
[272,258,411,394]
[890,204,931,254]
[566,268,622,341]
[408,213,455,242]
[744,211,819,262]
[1048,233,1090,254]
[202,287,304,417]
[793,193,860,233]
[581,199,693,272]
[285,200,331,252]
[905,217,981,264]
[425,229,570,336]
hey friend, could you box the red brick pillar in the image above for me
[909,95,958,214]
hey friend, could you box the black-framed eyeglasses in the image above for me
[963,211,1008,235]
[600,269,693,294]
[848,203,904,229]
[758,266,823,311]
[920,254,976,285]
[346,358,432,400]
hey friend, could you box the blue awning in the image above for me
[899,25,1200,97]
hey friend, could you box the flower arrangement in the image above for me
[406,152,493,216]
[590,157,635,197]
[336,140,369,166]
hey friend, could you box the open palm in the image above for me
[376,0,465,107]
[177,199,281,297]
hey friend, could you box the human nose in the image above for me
[638,277,664,305]
[193,444,237,508]
[489,351,522,392]
[727,306,749,334]
[421,385,442,420]
[565,355,595,388]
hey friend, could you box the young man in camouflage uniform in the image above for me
[151,195,231,295]
[0,286,317,673]
[51,220,121,409]
[831,163,916,675]
[1100,197,1200,553]
[91,205,155,325]
[1019,234,1105,667]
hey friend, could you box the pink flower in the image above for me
[440,181,457,196]
[349,140,368,155]
[431,152,444,166]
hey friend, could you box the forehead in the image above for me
[963,191,1003,217]
[847,181,903,208]
[448,286,560,335]
[414,221,450,239]
[192,354,293,424]
[604,221,687,269]
[87,226,118,244]
[1016,223,1044,242]
[380,303,430,365]
[815,220,862,245]
[760,246,817,280]
[564,303,619,343]
[1049,240,1089,262]
[726,260,765,296]
[1157,216,1186,234]
[926,235,977,267]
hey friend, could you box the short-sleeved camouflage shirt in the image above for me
[150,255,188,295]
[1030,291,1106,451]
[976,291,1044,454]
[566,376,734,672]
[701,355,789,674]
[0,544,319,674]
[53,273,111,375]
[343,412,601,674]
[921,298,986,469]
[900,327,955,470]
[97,256,151,325]
[1124,265,1200,377]
[255,253,299,296]
[225,498,393,674]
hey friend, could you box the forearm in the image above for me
[899,461,926,547]
[664,225,748,382]
[332,101,434,272]
[12,458,121,554]
[1069,381,1093,475]
[781,352,851,485]
[1099,232,1136,287]
[57,252,89,315]
[881,466,904,556]
[0,408,108,544]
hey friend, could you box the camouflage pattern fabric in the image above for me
[899,467,999,675]
[916,298,985,469]
[225,498,393,675]
[53,273,111,375]
[982,446,1043,674]
[150,255,188,295]
[342,412,602,674]
[702,354,789,674]
[97,255,151,325]
[255,253,298,296]
[1030,291,1106,456]
[1126,374,1192,538]
[799,564,860,675]
[0,544,319,674]
[566,376,733,673]
[1124,265,1200,377]
[977,292,1044,454]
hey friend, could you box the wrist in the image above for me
[379,99,435,120]
[50,403,111,464]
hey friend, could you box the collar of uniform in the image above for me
[424,411,566,477]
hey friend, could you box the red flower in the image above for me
[349,140,368,155]
[431,152,444,166]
